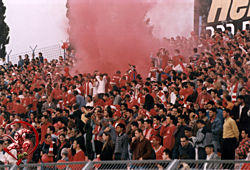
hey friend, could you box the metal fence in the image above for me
[7,44,64,64]
[1,160,250,170]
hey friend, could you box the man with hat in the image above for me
[203,144,220,170]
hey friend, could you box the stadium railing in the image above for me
[7,44,64,64]
[2,159,250,170]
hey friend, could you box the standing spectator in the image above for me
[143,119,155,140]
[196,87,212,109]
[57,134,70,160]
[114,123,129,160]
[143,88,154,111]
[18,55,24,68]
[209,108,223,153]
[178,136,195,159]
[40,115,52,144]
[151,135,165,160]
[172,115,186,159]
[74,90,86,109]
[130,129,153,160]
[69,139,86,170]
[99,119,116,143]
[195,119,212,160]
[41,134,58,163]
[160,115,176,151]
[221,109,239,160]
[98,132,114,161]
[113,89,122,105]
[96,73,107,99]
[47,126,58,142]
[38,52,44,64]
[232,96,250,134]
[72,139,86,162]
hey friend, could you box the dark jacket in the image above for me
[178,143,195,159]
[130,137,153,160]
[114,132,129,160]
[232,105,250,133]
[100,143,114,160]
[144,94,154,111]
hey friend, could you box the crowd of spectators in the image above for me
[0,29,249,167]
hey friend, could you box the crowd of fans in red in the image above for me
[0,29,249,167]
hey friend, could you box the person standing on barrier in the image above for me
[221,109,239,160]
[130,129,153,160]
[114,123,129,160]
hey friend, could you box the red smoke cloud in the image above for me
[68,0,193,76]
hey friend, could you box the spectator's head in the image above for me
[41,115,48,124]
[135,129,143,140]
[198,109,206,119]
[125,109,133,119]
[166,115,175,126]
[177,115,185,125]
[241,129,248,139]
[72,139,81,150]
[205,144,214,155]
[116,123,125,134]
[162,149,172,160]
[60,148,68,158]
[144,119,153,129]
[223,108,231,118]
[0,128,4,137]
[180,136,189,147]
[184,126,193,138]
[153,115,161,125]
[237,95,245,105]
[45,134,52,143]
[59,134,66,143]
[47,126,55,135]
[208,108,217,119]
[102,132,111,143]
[101,119,109,127]
[196,119,206,129]
[131,121,138,131]
[151,135,161,147]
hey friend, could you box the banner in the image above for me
[195,0,250,36]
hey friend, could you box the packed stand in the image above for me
[0,29,249,167]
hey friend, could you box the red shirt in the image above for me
[70,150,86,170]
[51,88,62,100]
[154,145,165,160]
[160,125,176,150]
[40,122,52,144]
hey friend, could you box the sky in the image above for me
[3,0,68,55]
[2,0,193,57]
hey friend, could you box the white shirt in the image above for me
[96,76,107,94]
[5,149,17,165]
[170,92,177,105]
